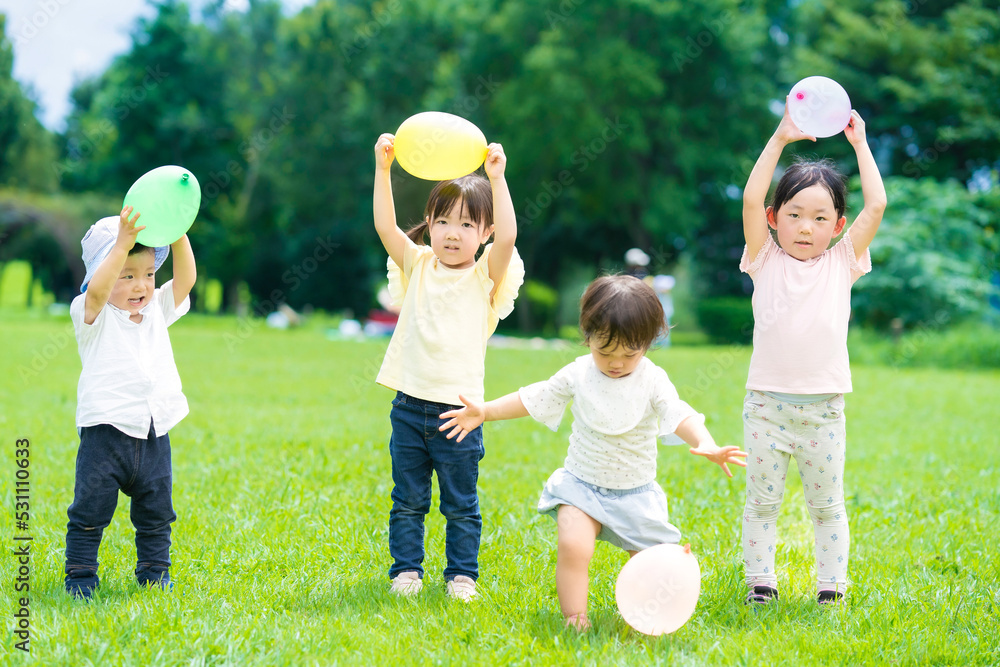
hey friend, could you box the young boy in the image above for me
[65,205,196,599]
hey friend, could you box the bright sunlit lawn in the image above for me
[2,312,998,666]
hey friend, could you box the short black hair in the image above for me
[771,158,847,220]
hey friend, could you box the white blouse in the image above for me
[71,280,190,439]
[519,355,703,489]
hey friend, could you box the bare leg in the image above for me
[555,505,601,629]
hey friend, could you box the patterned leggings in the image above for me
[741,390,850,593]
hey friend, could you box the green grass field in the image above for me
[2,312,998,666]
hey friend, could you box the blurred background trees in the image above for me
[1,0,997,336]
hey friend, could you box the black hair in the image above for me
[128,243,155,257]
[405,174,494,244]
[770,157,847,220]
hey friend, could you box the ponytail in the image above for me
[405,220,429,245]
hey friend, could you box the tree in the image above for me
[0,15,57,192]
[851,175,999,330]
[779,0,1000,182]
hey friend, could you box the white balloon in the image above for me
[787,76,852,138]
[615,543,701,635]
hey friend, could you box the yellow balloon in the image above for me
[393,112,488,181]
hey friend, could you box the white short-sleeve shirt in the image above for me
[518,355,703,490]
[70,279,190,439]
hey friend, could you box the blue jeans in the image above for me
[388,392,485,582]
[65,422,176,591]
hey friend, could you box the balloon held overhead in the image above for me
[787,76,852,139]
[393,112,489,181]
[123,165,201,246]
[615,543,701,635]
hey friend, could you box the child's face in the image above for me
[589,338,645,379]
[768,184,847,261]
[427,198,493,269]
[108,250,156,317]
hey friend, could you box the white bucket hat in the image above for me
[80,216,169,292]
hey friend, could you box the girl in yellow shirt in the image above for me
[372,133,524,601]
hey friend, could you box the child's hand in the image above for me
[689,442,748,478]
[774,98,816,144]
[439,395,486,442]
[484,143,506,180]
[116,205,144,250]
[375,133,395,171]
[843,110,867,147]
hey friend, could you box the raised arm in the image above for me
[373,133,409,269]
[171,233,196,306]
[844,111,887,260]
[674,415,747,478]
[439,391,530,442]
[743,101,815,264]
[84,206,143,325]
[483,143,517,300]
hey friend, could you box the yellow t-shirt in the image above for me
[376,241,524,405]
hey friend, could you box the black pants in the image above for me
[64,422,176,590]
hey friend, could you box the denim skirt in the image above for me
[537,468,682,552]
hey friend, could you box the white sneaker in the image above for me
[390,571,423,596]
[445,575,477,602]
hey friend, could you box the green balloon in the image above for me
[124,165,201,247]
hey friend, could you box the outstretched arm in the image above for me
[439,391,530,442]
[674,415,747,478]
[84,206,144,325]
[484,143,517,301]
[373,133,409,269]
[844,111,887,261]
[743,100,815,264]
[171,234,196,306]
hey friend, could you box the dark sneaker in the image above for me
[818,590,844,606]
[745,585,779,605]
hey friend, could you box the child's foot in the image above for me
[390,571,423,596]
[65,569,99,601]
[445,575,477,602]
[136,570,172,591]
[66,582,97,600]
[818,590,844,606]
[564,613,591,631]
[745,585,779,605]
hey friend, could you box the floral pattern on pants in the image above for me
[741,390,850,593]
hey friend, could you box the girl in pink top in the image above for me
[740,101,886,606]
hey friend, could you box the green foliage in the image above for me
[0,16,57,191]
[779,0,1000,182]
[9,0,998,333]
[849,323,1000,370]
[850,176,999,330]
[1,315,998,664]
[695,296,753,344]
[519,279,559,335]
[0,259,31,306]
